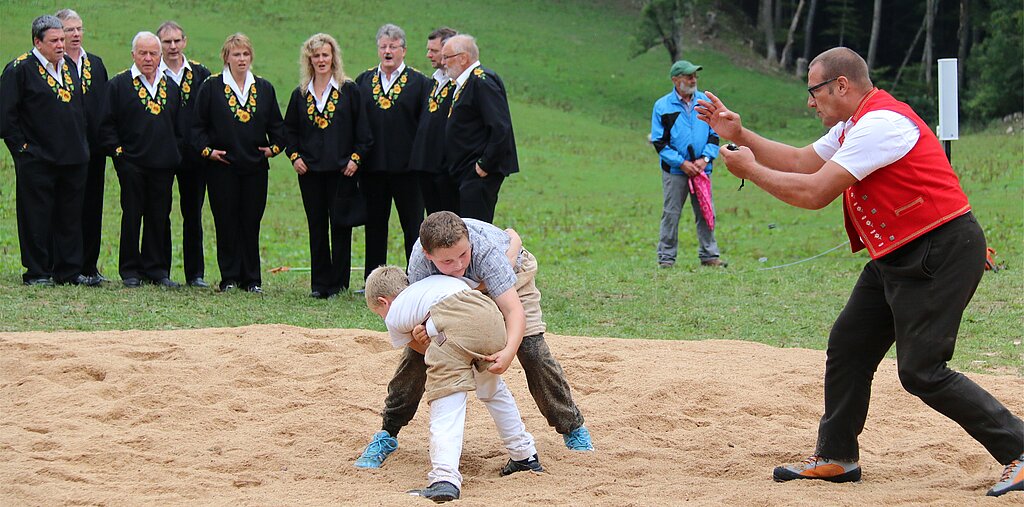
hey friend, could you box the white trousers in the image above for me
[427,370,536,489]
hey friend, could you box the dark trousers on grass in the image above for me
[815,212,1024,464]
[207,167,267,289]
[298,170,354,295]
[381,332,585,437]
[15,157,86,283]
[114,160,174,281]
[360,171,423,280]
[81,152,107,277]
[420,171,460,215]
[173,158,208,281]
[458,171,504,224]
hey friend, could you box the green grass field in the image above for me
[1,1,1020,374]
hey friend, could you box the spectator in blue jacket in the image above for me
[650,60,725,268]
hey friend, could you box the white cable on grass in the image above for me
[757,242,848,271]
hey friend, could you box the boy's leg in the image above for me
[475,371,536,461]
[381,347,428,437]
[427,391,468,490]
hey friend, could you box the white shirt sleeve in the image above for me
[816,111,920,181]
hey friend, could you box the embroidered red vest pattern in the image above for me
[839,89,970,259]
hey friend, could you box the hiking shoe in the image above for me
[563,425,594,451]
[701,258,728,267]
[500,453,544,476]
[407,481,460,503]
[987,454,1024,497]
[773,455,861,483]
[354,431,397,469]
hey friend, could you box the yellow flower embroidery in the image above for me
[392,84,402,94]
[47,76,56,87]
[236,109,251,122]
[315,117,328,129]
[378,96,392,109]
[228,95,237,107]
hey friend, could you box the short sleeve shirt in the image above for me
[384,275,471,348]
[812,110,920,180]
[407,218,517,298]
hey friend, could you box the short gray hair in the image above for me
[446,34,479,62]
[54,9,82,23]
[375,23,406,47]
[32,15,64,43]
[131,31,161,53]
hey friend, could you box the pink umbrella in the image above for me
[688,172,715,231]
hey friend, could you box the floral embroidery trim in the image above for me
[201,147,212,158]
[36,60,75,103]
[133,75,168,115]
[13,53,29,67]
[181,68,193,102]
[370,68,408,110]
[427,80,454,113]
[270,145,281,155]
[473,68,486,80]
[224,81,258,123]
[115,146,123,156]
[81,54,93,94]
[289,152,299,162]
[350,152,361,166]
[306,87,340,129]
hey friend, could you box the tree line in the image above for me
[633,0,1023,124]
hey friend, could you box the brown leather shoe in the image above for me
[701,258,728,267]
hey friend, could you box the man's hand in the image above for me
[292,157,308,175]
[718,145,757,179]
[695,91,742,140]
[258,146,274,158]
[484,345,517,374]
[680,160,701,177]
[411,324,430,347]
[475,162,488,178]
[209,149,230,165]
[343,159,358,177]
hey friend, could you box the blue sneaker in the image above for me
[563,425,594,451]
[354,430,397,468]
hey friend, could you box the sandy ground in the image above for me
[1,324,1021,506]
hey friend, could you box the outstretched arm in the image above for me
[696,91,824,174]
[718,146,856,209]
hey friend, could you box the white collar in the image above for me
[159,56,192,82]
[306,76,339,112]
[32,48,63,84]
[67,49,87,77]
[378,62,406,80]
[131,64,162,98]
[222,68,256,104]
[454,61,482,90]
[431,68,450,86]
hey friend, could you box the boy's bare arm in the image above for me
[407,339,428,355]
[484,287,526,375]
[504,228,522,266]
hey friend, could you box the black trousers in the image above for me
[457,170,505,223]
[815,212,1024,464]
[173,157,208,281]
[15,156,86,283]
[359,170,423,279]
[380,332,585,437]
[206,167,268,289]
[114,160,174,281]
[419,171,460,215]
[80,152,107,276]
[298,170,354,294]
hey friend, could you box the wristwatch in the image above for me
[702,155,712,164]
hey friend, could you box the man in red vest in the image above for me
[696,47,1023,497]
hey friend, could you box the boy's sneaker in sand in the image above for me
[354,430,397,468]
[773,455,861,483]
[408,481,460,503]
[987,454,1024,497]
[500,453,545,476]
[563,425,594,451]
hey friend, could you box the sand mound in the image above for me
[1,325,1021,505]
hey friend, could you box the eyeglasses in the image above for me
[378,44,404,51]
[441,52,463,61]
[807,77,838,98]
[63,26,84,34]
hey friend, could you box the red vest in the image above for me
[840,89,970,259]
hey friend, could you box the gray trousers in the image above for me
[658,171,719,263]
[381,332,585,437]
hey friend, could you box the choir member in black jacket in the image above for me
[409,26,459,214]
[354,24,430,280]
[285,33,373,299]
[158,21,212,289]
[0,15,92,286]
[57,9,110,285]
[440,34,519,223]
[193,33,285,294]
[99,31,183,289]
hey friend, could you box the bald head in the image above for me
[809,47,872,90]
[445,34,479,62]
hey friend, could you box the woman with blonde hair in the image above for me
[192,33,286,293]
[284,33,372,298]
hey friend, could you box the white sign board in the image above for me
[937,58,959,141]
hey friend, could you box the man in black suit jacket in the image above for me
[57,9,110,286]
[0,15,92,286]
[409,26,459,215]
[440,34,519,223]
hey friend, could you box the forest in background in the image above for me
[633,0,1023,126]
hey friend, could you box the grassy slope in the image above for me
[0,0,1020,373]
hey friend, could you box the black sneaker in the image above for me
[773,455,861,483]
[500,453,544,476]
[407,481,460,503]
[246,284,263,294]
[187,278,210,288]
